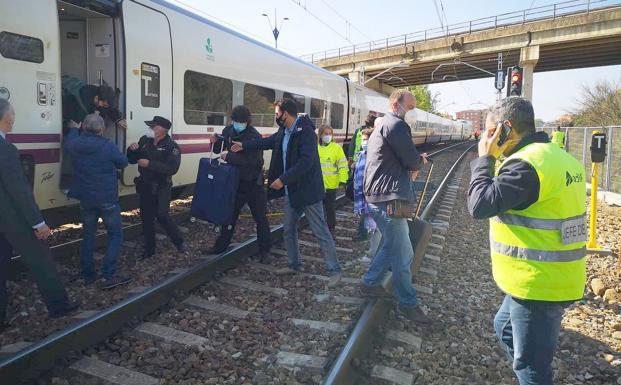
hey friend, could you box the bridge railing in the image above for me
[539,126,621,193]
[301,0,621,63]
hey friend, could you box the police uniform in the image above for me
[127,116,184,257]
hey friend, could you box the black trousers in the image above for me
[137,182,184,254]
[0,227,69,321]
[323,188,338,232]
[213,180,271,253]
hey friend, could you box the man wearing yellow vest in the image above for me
[550,126,566,149]
[468,97,586,385]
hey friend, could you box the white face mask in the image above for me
[145,128,155,139]
[404,110,417,126]
[322,135,332,144]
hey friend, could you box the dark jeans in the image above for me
[0,227,69,321]
[213,180,271,253]
[494,295,568,385]
[80,202,123,280]
[137,181,183,254]
[322,188,337,232]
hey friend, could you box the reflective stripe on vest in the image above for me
[491,239,586,262]
[490,141,586,301]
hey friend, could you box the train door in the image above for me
[0,1,62,207]
[57,0,120,189]
[121,0,172,186]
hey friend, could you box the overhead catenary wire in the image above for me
[169,0,303,55]
[319,0,373,41]
[289,0,353,44]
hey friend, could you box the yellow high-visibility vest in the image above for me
[551,130,565,148]
[318,141,348,189]
[490,141,586,301]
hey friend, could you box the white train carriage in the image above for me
[0,0,469,218]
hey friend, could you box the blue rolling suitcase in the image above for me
[191,137,239,225]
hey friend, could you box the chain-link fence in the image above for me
[539,126,621,193]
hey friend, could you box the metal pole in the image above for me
[605,126,613,190]
[582,127,588,165]
[588,0,591,14]
[553,4,556,19]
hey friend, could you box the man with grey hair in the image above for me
[468,97,586,385]
[65,113,130,290]
[360,89,430,324]
[0,99,77,330]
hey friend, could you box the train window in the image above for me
[0,31,44,63]
[141,63,160,108]
[184,70,232,125]
[283,92,305,113]
[244,83,275,127]
[310,98,327,126]
[330,102,344,130]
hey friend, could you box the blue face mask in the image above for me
[232,121,246,133]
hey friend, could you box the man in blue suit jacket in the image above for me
[231,99,341,287]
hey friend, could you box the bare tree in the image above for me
[573,80,621,126]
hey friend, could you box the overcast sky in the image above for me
[166,0,621,121]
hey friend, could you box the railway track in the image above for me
[0,141,474,385]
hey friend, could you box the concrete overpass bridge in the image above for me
[302,0,621,99]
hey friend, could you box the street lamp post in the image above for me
[262,9,289,49]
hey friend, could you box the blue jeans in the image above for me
[494,295,568,385]
[283,196,341,274]
[363,202,419,307]
[80,202,123,280]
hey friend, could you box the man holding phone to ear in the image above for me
[468,97,586,385]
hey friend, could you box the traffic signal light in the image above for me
[506,66,523,97]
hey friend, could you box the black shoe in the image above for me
[202,246,225,255]
[397,304,432,325]
[259,252,273,264]
[48,301,80,319]
[176,242,189,254]
[0,320,10,333]
[359,284,392,298]
[140,251,155,260]
[83,274,98,286]
[100,276,132,290]
[352,233,368,242]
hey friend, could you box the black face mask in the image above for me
[275,112,286,127]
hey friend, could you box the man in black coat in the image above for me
[231,99,341,287]
[0,99,77,331]
[127,116,187,259]
[202,106,271,262]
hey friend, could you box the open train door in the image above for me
[122,0,172,185]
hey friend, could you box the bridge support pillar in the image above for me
[519,45,539,101]
[348,71,362,84]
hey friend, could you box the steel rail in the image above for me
[322,142,476,385]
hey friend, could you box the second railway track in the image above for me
[0,141,474,385]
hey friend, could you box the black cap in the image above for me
[145,116,171,130]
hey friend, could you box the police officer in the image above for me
[468,97,586,385]
[127,116,187,259]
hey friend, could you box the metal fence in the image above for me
[539,126,621,193]
[301,0,621,63]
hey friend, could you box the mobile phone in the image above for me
[497,121,512,147]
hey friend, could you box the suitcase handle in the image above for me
[209,134,227,166]
[414,160,434,218]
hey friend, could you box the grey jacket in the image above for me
[363,112,423,203]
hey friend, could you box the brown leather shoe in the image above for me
[397,305,432,324]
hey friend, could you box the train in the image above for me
[0,0,472,218]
